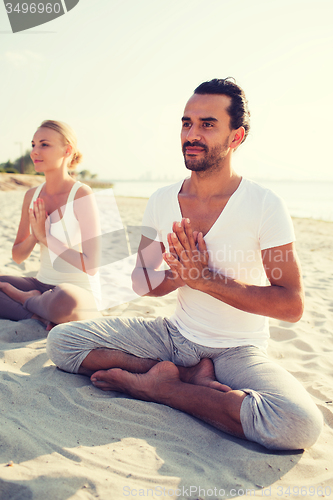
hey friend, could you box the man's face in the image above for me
[181,93,233,173]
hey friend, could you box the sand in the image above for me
[0,188,332,500]
[0,173,45,192]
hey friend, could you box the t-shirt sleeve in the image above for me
[141,191,161,241]
[259,190,295,250]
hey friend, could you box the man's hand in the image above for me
[163,218,210,289]
[165,218,304,322]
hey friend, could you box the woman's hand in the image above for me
[29,198,49,245]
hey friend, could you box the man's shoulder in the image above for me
[241,178,293,240]
[142,179,185,230]
[241,177,283,203]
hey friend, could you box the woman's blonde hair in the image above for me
[39,120,83,169]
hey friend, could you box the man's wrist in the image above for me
[190,267,211,292]
[192,268,217,292]
[166,269,185,290]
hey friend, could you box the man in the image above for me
[47,78,322,450]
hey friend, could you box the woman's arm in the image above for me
[12,189,38,264]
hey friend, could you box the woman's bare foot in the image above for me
[31,313,45,322]
[178,358,232,392]
[0,283,41,305]
[30,314,56,331]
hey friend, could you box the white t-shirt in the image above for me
[141,177,295,349]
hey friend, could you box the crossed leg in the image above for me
[0,281,99,326]
[0,276,52,321]
[0,282,40,302]
[79,349,246,439]
[47,317,322,448]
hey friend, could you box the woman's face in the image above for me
[30,127,71,173]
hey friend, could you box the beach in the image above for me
[0,185,332,499]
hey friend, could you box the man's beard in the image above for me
[182,140,229,173]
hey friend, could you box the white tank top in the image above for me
[30,181,101,301]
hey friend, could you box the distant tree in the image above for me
[0,152,96,179]
[0,160,19,173]
[13,150,35,174]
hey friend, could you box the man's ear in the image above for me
[230,127,245,149]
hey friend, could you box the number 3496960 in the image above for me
[5,3,61,14]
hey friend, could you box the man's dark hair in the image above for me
[194,78,250,143]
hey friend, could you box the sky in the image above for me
[0,0,333,181]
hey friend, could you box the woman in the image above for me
[0,120,101,329]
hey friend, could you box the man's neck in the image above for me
[183,168,242,200]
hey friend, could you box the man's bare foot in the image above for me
[0,283,41,305]
[91,361,182,404]
[178,358,232,392]
[90,358,231,396]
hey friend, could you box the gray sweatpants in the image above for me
[47,316,323,450]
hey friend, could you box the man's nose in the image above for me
[186,124,201,142]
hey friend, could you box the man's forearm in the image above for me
[196,271,304,323]
[132,267,183,297]
[163,220,304,324]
